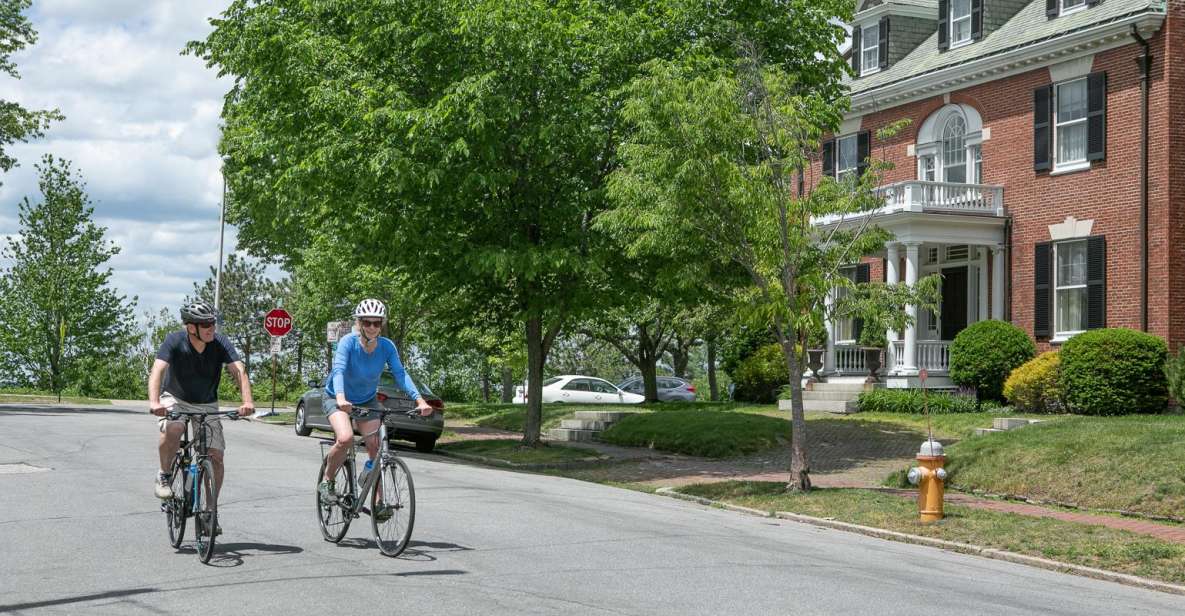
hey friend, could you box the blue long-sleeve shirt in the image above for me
[326,333,421,404]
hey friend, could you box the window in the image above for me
[542,377,562,387]
[837,135,858,179]
[590,380,617,394]
[1054,239,1088,336]
[942,115,967,183]
[834,266,857,342]
[971,144,982,183]
[1061,0,1087,15]
[562,379,590,391]
[1055,78,1088,169]
[951,0,972,45]
[919,155,936,181]
[861,24,880,76]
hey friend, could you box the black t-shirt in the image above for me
[156,331,242,404]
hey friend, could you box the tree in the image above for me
[189,0,853,445]
[0,156,137,395]
[600,43,938,490]
[0,0,62,181]
[188,253,278,375]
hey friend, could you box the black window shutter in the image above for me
[1033,85,1053,172]
[851,26,862,74]
[853,263,871,342]
[1086,72,1107,161]
[878,18,890,69]
[822,139,836,178]
[857,131,871,177]
[1034,242,1052,338]
[971,0,983,40]
[1046,0,1059,18]
[938,0,950,50]
[1086,235,1106,329]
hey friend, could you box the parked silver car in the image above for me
[294,371,444,452]
[615,376,697,402]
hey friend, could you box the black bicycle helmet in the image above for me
[180,300,218,324]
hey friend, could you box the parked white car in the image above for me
[512,375,645,405]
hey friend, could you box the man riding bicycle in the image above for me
[149,300,254,526]
[318,299,432,517]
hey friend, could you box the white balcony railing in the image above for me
[834,344,866,375]
[813,180,1004,226]
[884,340,953,374]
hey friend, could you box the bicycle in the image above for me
[316,408,417,557]
[161,409,241,564]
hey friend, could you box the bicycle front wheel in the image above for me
[317,456,352,542]
[371,457,415,557]
[165,455,187,549]
[193,460,218,564]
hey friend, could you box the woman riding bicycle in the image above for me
[318,299,432,508]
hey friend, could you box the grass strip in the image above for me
[439,439,601,465]
[0,394,112,405]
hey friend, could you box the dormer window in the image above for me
[1047,0,1097,18]
[861,24,880,76]
[951,0,972,46]
[1061,0,1087,15]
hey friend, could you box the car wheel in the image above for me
[294,402,312,437]
[414,437,436,454]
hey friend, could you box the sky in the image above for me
[0,1,263,319]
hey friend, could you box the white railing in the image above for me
[917,340,952,372]
[812,180,1004,226]
[834,344,866,374]
[883,340,951,374]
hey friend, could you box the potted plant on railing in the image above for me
[805,321,828,384]
[856,315,889,385]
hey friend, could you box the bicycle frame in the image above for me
[334,420,392,518]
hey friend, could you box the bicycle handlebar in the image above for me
[166,410,243,422]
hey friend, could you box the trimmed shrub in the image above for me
[949,320,1036,402]
[732,343,791,404]
[856,389,998,414]
[1060,328,1168,415]
[1003,351,1064,414]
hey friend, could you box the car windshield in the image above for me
[379,371,435,398]
[542,377,562,387]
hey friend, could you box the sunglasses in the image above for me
[196,322,216,330]
[360,319,383,328]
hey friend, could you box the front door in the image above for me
[941,266,968,340]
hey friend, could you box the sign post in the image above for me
[261,309,293,417]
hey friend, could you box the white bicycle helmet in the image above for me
[353,298,386,319]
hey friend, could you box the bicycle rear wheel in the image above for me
[371,457,415,557]
[193,460,218,564]
[317,456,353,542]
[165,455,187,549]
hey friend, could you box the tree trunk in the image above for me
[640,356,659,403]
[480,357,491,403]
[500,366,514,403]
[244,336,252,375]
[707,336,719,402]
[523,316,545,446]
[781,338,811,491]
[669,339,690,379]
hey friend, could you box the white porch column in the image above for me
[978,246,990,321]
[901,241,921,374]
[824,289,836,375]
[885,242,900,346]
[991,245,1006,320]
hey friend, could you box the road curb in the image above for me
[435,449,614,470]
[654,487,1185,597]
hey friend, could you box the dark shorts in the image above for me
[322,395,383,422]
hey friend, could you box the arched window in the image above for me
[942,114,967,183]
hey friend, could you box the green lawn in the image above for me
[824,411,1059,441]
[679,481,1185,585]
[600,410,791,458]
[438,439,601,464]
[943,415,1185,520]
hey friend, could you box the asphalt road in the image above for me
[2,405,1184,615]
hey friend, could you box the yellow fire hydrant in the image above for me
[907,439,947,523]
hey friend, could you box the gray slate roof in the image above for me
[846,0,1162,96]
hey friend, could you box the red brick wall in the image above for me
[813,14,1182,349]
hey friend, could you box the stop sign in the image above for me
[263,308,293,336]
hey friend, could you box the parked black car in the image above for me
[294,371,444,452]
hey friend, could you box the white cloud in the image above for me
[0,1,277,317]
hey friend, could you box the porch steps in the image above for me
[974,417,1046,437]
[780,381,871,414]
[547,411,638,443]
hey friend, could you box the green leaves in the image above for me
[0,0,62,178]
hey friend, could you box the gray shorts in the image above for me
[158,393,225,451]
[322,395,383,422]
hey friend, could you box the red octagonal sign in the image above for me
[263,308,293,337]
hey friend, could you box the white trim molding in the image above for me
[1048,215,1094,241]
[1048,55,1095,82]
